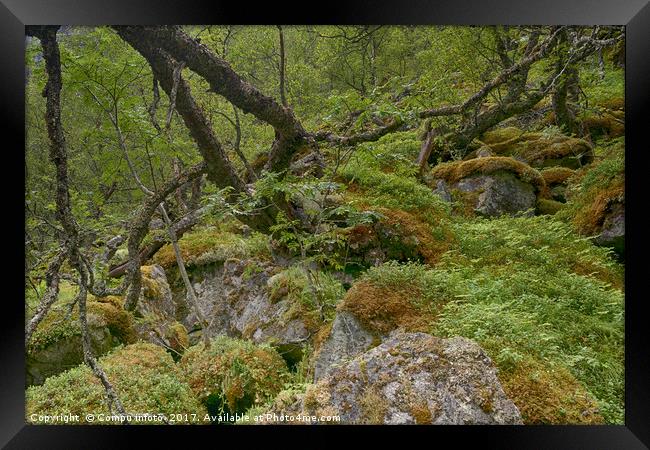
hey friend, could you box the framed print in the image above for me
[2,0,649,447]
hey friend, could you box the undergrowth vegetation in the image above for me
[27,343,206,423]
[340,212,624,423]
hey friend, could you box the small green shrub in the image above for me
[179,337,290,418]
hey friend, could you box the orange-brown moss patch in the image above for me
[583,113,625,139]
[338,281,431,335]
[498,358,604,424]
[410,400,433,424]
[376,208,454,265]
[312,322,334,354]
[573,182,624,236]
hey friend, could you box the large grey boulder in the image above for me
[262,332,522,425]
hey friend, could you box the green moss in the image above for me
[336,213,623,423]
[179,337,290,416]
[152,227,271,270]
[268,266,345,328]
[26,343,206,424]
[28,296,136,355]
[480,127,594,169]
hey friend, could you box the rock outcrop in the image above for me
[183,259,315,364]
[264,332,523,424]
[313,311,375,381]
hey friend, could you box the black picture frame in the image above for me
[2,1,648,447]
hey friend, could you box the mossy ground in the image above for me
[26,343,206,423]
[335,213,623,424]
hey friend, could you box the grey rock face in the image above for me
[432,179,453,203]
[185,259,311,361]
[265,332,522,425]
[313,311,375,381]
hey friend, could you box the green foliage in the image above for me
[269,265,345,324]
[557,138,624,238]
[340,148,450,216]
[26,25,626,425]
[442,215,623,288]
[26,343,206,423]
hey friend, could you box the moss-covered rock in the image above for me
[184,258,340,364]
[265,333,523,424]
[479,127,594,169]
[312,215,624,423]
[138,265,176,320]
[179,337,290,418]
[153,227,271,270]
[558,139,625,257]
[337,207,454,267]
[541,167,575,202]
[26,343,206,424]
[26,296,136,386]
[429,157,547,217]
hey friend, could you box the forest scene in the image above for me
[25,25,625,425]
